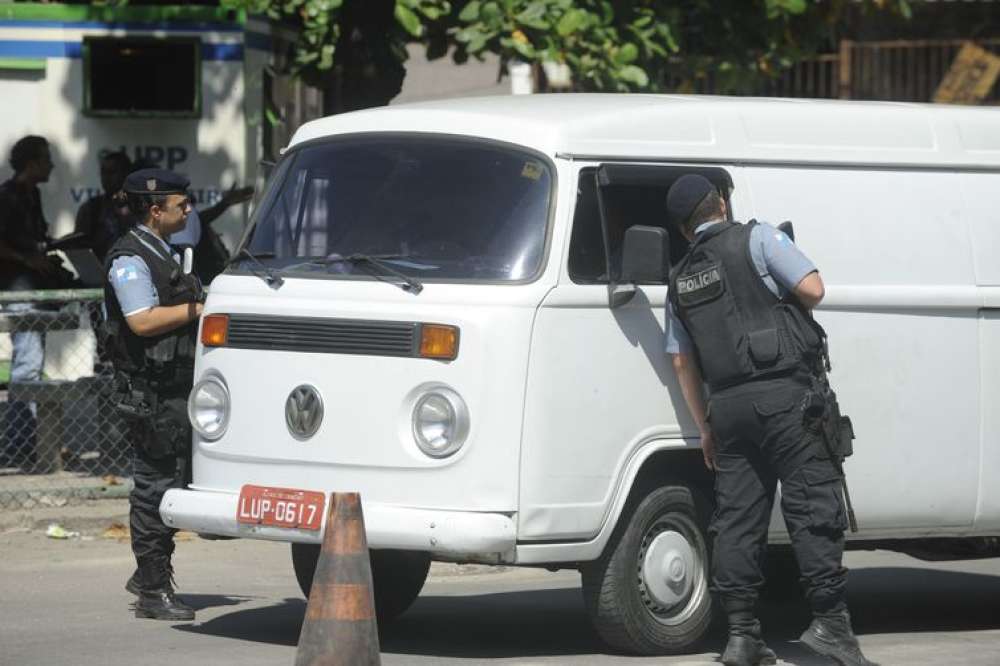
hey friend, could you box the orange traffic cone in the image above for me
[295,492,381,666]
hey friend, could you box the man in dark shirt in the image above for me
[0,136,56,289]
[74,151,134,261]
[0,135,56,470]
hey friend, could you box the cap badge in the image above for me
[146,178,157,191]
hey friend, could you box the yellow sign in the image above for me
[934,42,1000,105]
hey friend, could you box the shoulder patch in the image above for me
[113,266,139,283]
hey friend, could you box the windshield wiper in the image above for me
[227,248,284,290]
[319,253,423,294]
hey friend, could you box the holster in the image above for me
[111,372,156,421]
[143,397,191,460]
[112,373,190,460]
[803,382,855,460]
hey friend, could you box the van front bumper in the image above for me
[159,487,517,559]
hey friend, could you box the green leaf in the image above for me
[617,42,638,64]
[481,1,502,22]
[505,36,536,59]
[556,8,588,36]
[515,2,546,23]
[395,3,424,37]
[458,0,481,21]
[617,64,649,88]
[767,0,807,15]
[454,26,485,43]
[468,36,488,53]
[420,7,446,20]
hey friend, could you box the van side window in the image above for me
[568,170,606,283]
[569,168,713,284]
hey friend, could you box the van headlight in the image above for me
[188,376,230,441]
[411,387,469,458]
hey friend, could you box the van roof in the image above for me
[289,94,1000,170]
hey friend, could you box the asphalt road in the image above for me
[2,529,1000,666]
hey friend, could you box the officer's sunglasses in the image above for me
[159,195,191,213]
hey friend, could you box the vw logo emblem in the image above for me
[285,385,323,440]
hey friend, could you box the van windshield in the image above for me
[237,136,553,283]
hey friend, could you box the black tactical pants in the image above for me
[707,375,847,617]
[130,451,188,564]
[128,398,192,567]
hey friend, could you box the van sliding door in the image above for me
[517,162,749,542]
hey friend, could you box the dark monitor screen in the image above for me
[84,37,200,117]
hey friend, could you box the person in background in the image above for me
[74,151,134,261]
[0,135,57,470]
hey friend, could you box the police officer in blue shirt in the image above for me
[664,175,875,666]
[103,168,203,621]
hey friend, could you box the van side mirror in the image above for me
[621,225,669,284]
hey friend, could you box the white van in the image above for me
[161,94,1000,655]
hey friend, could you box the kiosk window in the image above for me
[84,37,200,117]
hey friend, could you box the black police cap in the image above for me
[122,168,190,196]
[665,174,716,228]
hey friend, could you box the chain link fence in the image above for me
[1,289,133,509]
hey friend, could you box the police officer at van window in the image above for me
[663,174,876,666]
[103,168,203,622]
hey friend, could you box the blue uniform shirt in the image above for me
[664,221,817,355]
[108,226,181,317]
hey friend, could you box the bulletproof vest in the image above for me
[669,220,824,391]
[103,228,201,391]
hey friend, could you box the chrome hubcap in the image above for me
[637,515,707,626]
[642,530,695,609]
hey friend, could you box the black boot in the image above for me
[126,559,176,595]
[722,634,777,666]
[721,601,777,666]
[800,610,878,666]
[125,568,141,596]
[134,559,195,621]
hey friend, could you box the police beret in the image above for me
[665,174,716,228]
[122,168,190,195]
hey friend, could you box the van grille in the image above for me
[225,314,419,357]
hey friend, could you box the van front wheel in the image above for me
[581,485,712,655]
[291,543,431,624]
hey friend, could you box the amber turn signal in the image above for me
[201,314,229,347]
[419,324,459,360]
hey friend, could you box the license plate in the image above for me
[237,485,326,531]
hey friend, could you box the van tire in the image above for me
[581,485,713,655]
[291,543,431,624]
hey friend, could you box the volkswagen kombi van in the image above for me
[162,95,1000,654]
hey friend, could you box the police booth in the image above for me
[0,3,252,477]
